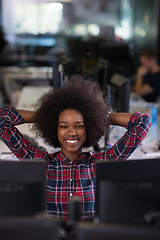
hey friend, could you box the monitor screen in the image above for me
[95,159,160,224]
[110,73,130,113]
[0,216,59,240]
[0,160,46,217]
[77,221,160,240]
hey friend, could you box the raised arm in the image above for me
[17,109,36,123]
[0,107,47,160]
[110,113,133,127]
[95,112,152,161]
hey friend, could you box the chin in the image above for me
[67,147,81,153]
[63,144,82,153]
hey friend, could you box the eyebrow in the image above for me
[59,121,84,124]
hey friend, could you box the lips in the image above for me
[65,139,79,144]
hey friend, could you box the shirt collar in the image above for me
[53,151,91,165]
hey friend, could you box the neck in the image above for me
[61,148,82,162]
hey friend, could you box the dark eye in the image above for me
[76,125,84,129]
[60,125,68,129]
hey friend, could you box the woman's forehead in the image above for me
[59,109,84,123]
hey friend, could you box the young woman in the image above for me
[0,75,151,221]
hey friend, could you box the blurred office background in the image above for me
[0,1,159,82]
[0,0,159,68]
[0,0,159,111]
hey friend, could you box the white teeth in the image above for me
[66,140,78,144]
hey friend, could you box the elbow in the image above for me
[135,113,152,142]
[141,113,152,133]
[144,113,152,128]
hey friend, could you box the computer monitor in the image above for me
[77,221,160,240]
[95,159,160,224]
[110,73,130,112]
[0,160,46,217]
[52,63,64,89]
[93,58,109,93]
[0,216,59,240]
[99,42,130,61]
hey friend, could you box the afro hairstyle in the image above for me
[32,75,110,148]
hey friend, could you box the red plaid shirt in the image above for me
[0,108,151,220]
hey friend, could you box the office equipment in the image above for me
[92,58,109,90]
[110,73,130,112]
[0,160,46,217]
[52,63,64,89]
[95,159,160,224]
[0,216,59,240]
[99,42,130,61]
[77,222,160,240]
[98,58,109,92]
[16,86,52,110]
[1,66,53,104]
[104,85,111,109]
[69,197,81,223]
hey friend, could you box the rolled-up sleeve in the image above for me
[0,107,48,160]
[95,112,152,161]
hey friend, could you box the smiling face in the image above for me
[57,109,86,161]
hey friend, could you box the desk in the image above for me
[110,93,160,160]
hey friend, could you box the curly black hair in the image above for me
[32,75,110,148]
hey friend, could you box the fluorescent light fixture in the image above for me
[115,27,131,40]
[88,24,100,36]
[49,2,63,10]
[115,18,132,40]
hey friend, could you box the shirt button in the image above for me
[70,193,73,197]
[70,179,72,182]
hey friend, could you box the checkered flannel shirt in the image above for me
[0,107,152,220]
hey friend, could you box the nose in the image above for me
[68,127,77,136]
